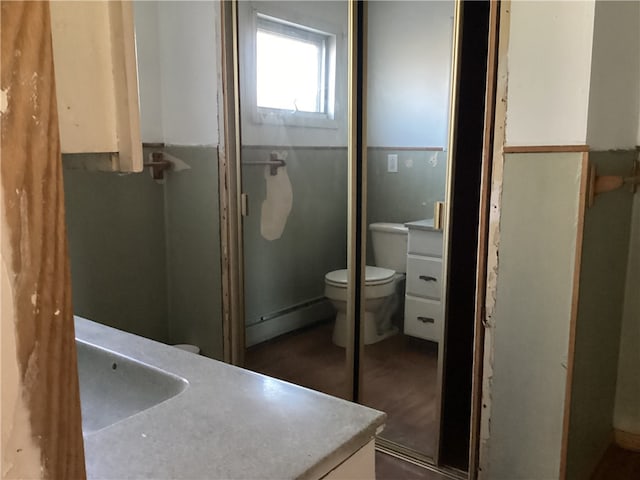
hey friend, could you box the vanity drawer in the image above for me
[403,296,442,342]
[406,255,442,300]
[407,229,443,257]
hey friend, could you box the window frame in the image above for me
[249,9,338,129]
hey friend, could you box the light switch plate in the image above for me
[387,154,398,173]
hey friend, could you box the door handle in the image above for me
[417,316,435,324]
[419,275,437,282]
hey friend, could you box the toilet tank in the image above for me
[369,222,409,273]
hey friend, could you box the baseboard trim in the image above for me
[614,429,640,452]
[246,299,334,347]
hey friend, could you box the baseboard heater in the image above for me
[246,297,334,347]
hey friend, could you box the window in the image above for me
[254,14,336,126]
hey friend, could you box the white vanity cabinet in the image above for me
[404,221,444,342]
[49,1,142,172]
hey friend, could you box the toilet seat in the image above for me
[325,266,395,288]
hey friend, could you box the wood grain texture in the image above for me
[503,144,589,153]
[559,152,590,480]
[615,429,640,453]
[1,1,86,478]
[591,443,640,480]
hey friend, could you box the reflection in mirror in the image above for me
[239,1,352,401]
[362,0,455,462]
[62,1,224,359]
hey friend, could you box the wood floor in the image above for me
[245,321,439,458]
[591,444,640,480]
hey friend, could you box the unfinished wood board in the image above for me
[1,2,86,478]
[483,152,586,479]
[503,145,590,154]
[469,1,500,477]
[615,430,640,453]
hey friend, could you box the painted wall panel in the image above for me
[485,153,585,479]
[505,1,595,146]
[63,156,169,342]
[586,1,640,150]
[164,146,223,359]
[567,151,635,480]
[615,192,640,433]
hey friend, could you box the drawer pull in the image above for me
[417,316,435,324]
[419,275,437,282]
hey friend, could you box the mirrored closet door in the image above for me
[225,0,467,469]
[361,0,456,463]
[237,0,353,401]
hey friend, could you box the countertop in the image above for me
[404,218,439,231]
[76,317,386,479]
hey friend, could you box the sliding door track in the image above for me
[375,438,467,480]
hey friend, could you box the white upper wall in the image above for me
[367,1,454,148]
[587,0,640,150]
[134,1,219,146]
[158,1,218,146]
[133,1,163,143]
[505,0,596,146]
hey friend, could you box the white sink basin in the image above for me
[76,339,188,434]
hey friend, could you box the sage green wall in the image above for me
[367,149,446,224]
[163,146,223,359]
[615,190,640,433]
[241,146,447,327]
[63,160,169,342]
[63,146,223,360]
[487,152,585,480]
[241,146,348,326]
[567,150,635,480]
[366,149,447,265]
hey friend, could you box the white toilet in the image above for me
[325,222,408,347]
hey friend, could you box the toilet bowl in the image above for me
[325,222,409,347]
[325,266,401,347]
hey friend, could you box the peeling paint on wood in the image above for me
[478,2,511,478]
[1,2,86,478]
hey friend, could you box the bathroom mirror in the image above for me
[63,0,225,360]
[239,0,352,401]
[234,0,458,467]
[361,0,455,462]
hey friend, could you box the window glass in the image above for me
[256,16,328,114]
